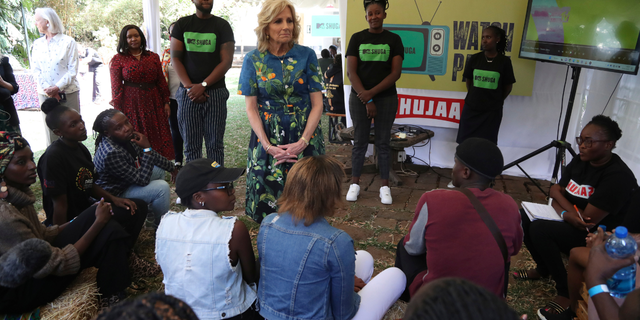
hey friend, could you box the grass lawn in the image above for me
[27,67,554,318]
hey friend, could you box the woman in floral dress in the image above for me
[238,0,324,223]
[110,25,174,159]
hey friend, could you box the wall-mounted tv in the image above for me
[519,0,640,75]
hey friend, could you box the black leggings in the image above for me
[521,209,587,298]
[0,199,147,314]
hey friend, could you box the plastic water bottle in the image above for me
[605,226,637,298]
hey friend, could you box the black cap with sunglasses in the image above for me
[175,158,245,201]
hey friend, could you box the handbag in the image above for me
[456,188,511,298]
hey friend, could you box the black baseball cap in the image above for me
[175,158,245,201]
[455,138,504,180]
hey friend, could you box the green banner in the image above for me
[311,15,340,37]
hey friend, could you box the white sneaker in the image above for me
[346,184,360,201]
[380,186,392,205]
[447,181,455,188]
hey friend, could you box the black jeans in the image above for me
[0,199,147,314]
[521,209,587,297]
[394,238,427,302]
[349,93,398,180]
[168,98,184,163]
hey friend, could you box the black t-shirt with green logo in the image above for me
[346,29,404,98]
[463,52,515,111]
[172,14,235,89]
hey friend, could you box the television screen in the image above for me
[519,0,640,75]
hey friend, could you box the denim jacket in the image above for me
[257,212,360,320]
[156,209,257,320]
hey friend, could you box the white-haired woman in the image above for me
[31,7,80,146]
[238,0,325,224]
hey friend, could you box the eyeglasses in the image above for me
[201,182,234,195]
[575,137,610,148]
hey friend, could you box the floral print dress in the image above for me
[238,44,325,223]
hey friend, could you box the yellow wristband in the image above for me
[300,136,309,145]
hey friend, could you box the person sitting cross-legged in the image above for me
[395,137,523,301]
[92,109,177,230]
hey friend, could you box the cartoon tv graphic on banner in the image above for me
[386,2,449,80]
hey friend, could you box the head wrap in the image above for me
[455,138,504,180]
[0,132,27,175]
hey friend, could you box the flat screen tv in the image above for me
[519,0,640,75]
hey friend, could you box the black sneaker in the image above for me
[537,307,575,320]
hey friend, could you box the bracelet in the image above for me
[265,144,272,152]
[367,99,373,104]
[143,147,152,153]
[300,136,309,145]
[588,284,609,297]
[561,210,567,219]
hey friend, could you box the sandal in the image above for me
[511,268,549,280]
[540,300,567,315]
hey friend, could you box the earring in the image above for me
[199,201,205,207]
[267,34,270,40]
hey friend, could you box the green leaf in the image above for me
[294,70,304,80]
[266,175,276,181]
[312,75,321,83]
[260,193,277,202]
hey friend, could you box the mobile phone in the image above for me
[59,92,67,102]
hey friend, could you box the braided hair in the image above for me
[485,25,507,55]
[92,108,122,149]
[364,0,389,11]
[403,278,520,320]
[95,292,199,320]
[587,115,623,148]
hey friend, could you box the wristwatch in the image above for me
[201,81,208,88]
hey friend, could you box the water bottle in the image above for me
[605,226,637,298]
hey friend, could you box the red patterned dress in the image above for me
[109,51,174,159]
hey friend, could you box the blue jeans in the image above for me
[120,166,170,227]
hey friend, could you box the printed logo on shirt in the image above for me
[184,32,217,53]
[43,179,55,188]
[76,167,94,192]
[472,69,500,90]
[359,44,390,62]
[565,179,595,199]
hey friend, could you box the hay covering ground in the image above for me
[40,268,99,320]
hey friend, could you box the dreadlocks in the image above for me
[92,108,122,149]
[485,25,507,55]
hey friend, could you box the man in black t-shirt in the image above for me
[170,0,234,164]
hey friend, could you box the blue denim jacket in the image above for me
[257,212,360,320]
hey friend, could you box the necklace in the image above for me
[130,50,142,57]
[484,53,495,63]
